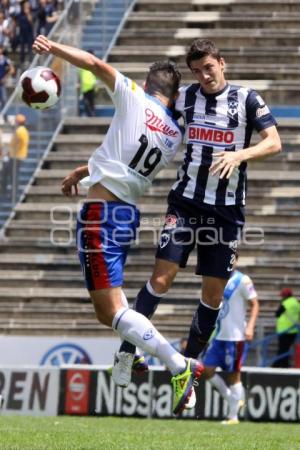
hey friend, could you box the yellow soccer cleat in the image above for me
[221,418,240,425]
[171,358,203,415]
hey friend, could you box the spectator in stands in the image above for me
[36,0,59,36]
[15,0,34,65]
[0,10,12,49]
[113,39,281,385]
[1,0,20,18]
[0,44,14,110]
[0,126,3,167]
[273,288,300,368]
[78,50,98,116]
[32,33,204,415]
[2,113,30,195]
[201,254,259,424]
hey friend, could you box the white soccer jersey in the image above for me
[216,270,258,341]
[80,71,182,204]
[171,83,277,206]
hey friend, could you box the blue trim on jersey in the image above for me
[223,270,244,301]
[215,270,244,337]
[245,89,277,132]
[145,93,182,132]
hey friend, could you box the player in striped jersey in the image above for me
[33,34,204,414]
[116,39,281,385]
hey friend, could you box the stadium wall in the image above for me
[1,366,299,422]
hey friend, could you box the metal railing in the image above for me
[246,326,300,367]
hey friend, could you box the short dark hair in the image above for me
[145,61,181,100]
[186,39,221,68]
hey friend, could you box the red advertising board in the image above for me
[64,369,90,415]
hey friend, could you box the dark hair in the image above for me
[186,39,221,68]
[145,61,181,100]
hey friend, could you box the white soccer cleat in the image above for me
[184,386,196,410]
[112,351,135,387]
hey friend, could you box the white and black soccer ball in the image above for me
[17,66,61,110]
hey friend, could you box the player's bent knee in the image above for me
[206,297,223,309]
[150,276,172,294]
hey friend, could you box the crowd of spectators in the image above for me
[0,0,60,66]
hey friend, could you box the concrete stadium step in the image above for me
[1,229,299,254]
[93,78,300,105]
[10,201,300,227]
[5,217,300,242]
[62,117,112,134]
[118,28,300,48]
[32,168,300,188]
[108,46,300,64]
[0,284,291,304]
[43,150,300,172]
[0,251,299,275]
[54,116,300,137]
[135,0,300,13]
[1,268,299,291]
[112,62,300,81]
[23,191,300,207]
[125,12,300,30]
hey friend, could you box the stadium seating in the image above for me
[0,0,299,353]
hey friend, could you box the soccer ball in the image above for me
[17,66,61,110]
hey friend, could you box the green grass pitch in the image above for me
[0,417,299,450]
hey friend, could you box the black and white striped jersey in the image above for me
[171,83,277,206]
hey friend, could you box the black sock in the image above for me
[119,283,163,355]
[184,300,220,358]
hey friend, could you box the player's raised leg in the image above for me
[114,259,179,386]
[90,287,203,414]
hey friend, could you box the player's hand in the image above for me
[32,35,52,54]
[61,171,79,197]
[210,151,244,179]
[245,326,254,341]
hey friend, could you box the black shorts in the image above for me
[155,192,245,279]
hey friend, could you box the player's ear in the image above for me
[143,81,147,91]
[220,57,225,71]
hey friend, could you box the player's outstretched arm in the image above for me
[61,165,89,197]
[32,35,116,91]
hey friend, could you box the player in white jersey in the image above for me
[115,38,280,387]
[202,255,259,424]
[32,35,204,415]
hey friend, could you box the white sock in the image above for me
[228,382,244,420]
[230,382,244,402]
[209,374,231,401]
[112,307,186,375]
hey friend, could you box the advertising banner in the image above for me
[59,366,300,422]
[0,367,59,416]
